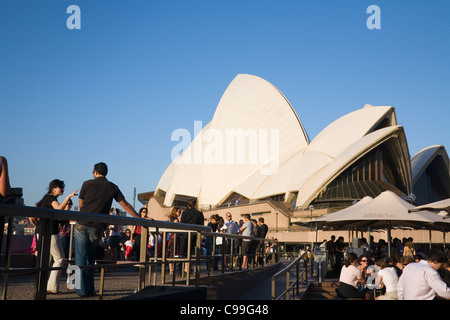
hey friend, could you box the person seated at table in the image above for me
[374,258,399,300]
[336,252,370,299]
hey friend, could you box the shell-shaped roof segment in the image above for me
[156,74,309,207]
[295,125,410,209]
[198,74,309,206]
[307,105,396,158]
[411,145,449,185]
[234,105,398,201]
[158,122,213,206]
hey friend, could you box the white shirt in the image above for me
[215,226,228,245]
[377,267,398,293]
[397,260,450,300]
[339,265,362,288]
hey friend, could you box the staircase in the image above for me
[301,280,340,300]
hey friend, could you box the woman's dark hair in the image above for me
[48,179,65,192]
[344,252,358,267]
[376,258,388,269]
[139,207,148,216]
[358,254,368,264]
[36,179,65,207]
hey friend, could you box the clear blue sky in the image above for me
[1,1,449,211]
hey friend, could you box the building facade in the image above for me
[140,74,450,248]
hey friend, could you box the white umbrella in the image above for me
[311,195,374,227]
[308,191,450,252]
[311,191,441,229]
[408,198,450,219]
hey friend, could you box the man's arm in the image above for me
[396,274,404,300]
[119,199,141,219]
[426,270,450,299]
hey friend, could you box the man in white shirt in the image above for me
[397,250,450,300]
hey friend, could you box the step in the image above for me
[308,286,338,294]
[301,281,340,300]
[303,291,337,299]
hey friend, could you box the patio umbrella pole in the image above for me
[387,221,391,256]
[429,229,432,250]
[443,232,446,251]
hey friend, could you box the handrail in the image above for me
[0,203,278,300]
[271,252,309,300]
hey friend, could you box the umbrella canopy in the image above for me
[309,191,449,232]
[408,198,450,219]
[311,196,373,227]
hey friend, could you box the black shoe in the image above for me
[78,292,96,298]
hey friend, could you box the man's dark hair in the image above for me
[427,250,448,264]
[258,217,264,223]
[187,198,197,209]
[94,162,108,176]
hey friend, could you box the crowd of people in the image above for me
[3,155,449,300]
[204,212,271,272]
[324,234,450,300]
[89,207,274,276]
[2,160,149,297]
[2,157,273,297]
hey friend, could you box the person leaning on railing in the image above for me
[74,162,150,298]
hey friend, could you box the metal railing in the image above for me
[0,203,278,300]
[271,252,311,300]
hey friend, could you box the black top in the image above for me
[180,208,204,226]
[78,176,125,228]
[208,222,217,232]
[36,194,60,234]
[259,223,268,239]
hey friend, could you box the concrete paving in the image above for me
[1,259,305,301]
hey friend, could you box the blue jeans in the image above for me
[74,223,103,296]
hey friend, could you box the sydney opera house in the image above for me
[140,74,450,246]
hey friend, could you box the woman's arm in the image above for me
[51,190,78,210]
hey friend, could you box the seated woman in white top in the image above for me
[375,258,399,300]
[337,252,367,299]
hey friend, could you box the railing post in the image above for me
[1,216,13,300]
[220,234,225,273]
[229,238,234,271]
[185,232,191,286]
[161,231,167,285]
[286,271,290,300]
[195,231,201,287]
[296,259,299,296]
[303,258,307,283]
[151,228,159,285]
[138,225,147,291]
[35,217,52,300]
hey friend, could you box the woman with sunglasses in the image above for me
[336,252,371,300]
